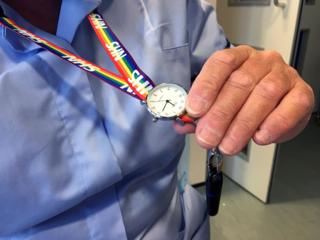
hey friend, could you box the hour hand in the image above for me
[167,100,176,106]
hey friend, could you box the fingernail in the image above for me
[187,95,208,115]
[255,129,272,144]
[219,137,237,155]
[198,125,221,146]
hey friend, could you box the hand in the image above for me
[174,45,314,155]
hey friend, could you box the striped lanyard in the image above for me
[0,11,154,101]
[0,9,194,123]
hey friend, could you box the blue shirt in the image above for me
[0,0,227,239]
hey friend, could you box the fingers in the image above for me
[186,46,254,117]
[217,67,293,154]
[194,50,277,150]
[253,80,314,145]
[182,45,314,155]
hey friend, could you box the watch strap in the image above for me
[179,114,195,124]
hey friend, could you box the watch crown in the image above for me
[152,117,158,122]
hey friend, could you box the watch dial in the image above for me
[146,84,187,118]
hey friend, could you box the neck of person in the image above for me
[2,0,62,34]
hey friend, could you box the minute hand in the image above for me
[162,101,169,111]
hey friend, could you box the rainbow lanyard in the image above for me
[0,11,155,101]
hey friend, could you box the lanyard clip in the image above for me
[206,149,223,216]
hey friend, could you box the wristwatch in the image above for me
[146,83,188,122]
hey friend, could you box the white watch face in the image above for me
[146,83,187,119]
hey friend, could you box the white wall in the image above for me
[215,0,301,63]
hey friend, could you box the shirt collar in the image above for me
[0,0,101,53]
[57,0,102,42]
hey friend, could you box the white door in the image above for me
[210,0,302,202]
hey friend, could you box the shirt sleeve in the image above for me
[187,0,228,77]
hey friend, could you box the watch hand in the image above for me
[162,101,169,111]
[167,100,175,106]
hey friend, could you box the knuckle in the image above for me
[211,50,237,66]
[195,78,220,99]
[209,106,231,122]
[236,117,255,133]
[202,72,221,92]
[207,80,221,94]
[304,83,315,98]
[292,90,314,112]
[273,114,291,131]
[256,79,282,100]
[263,50,283,61]
[238,45,254,54]
[285,67,300,86]
[287,66,299,78]
[228,70,254,91]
